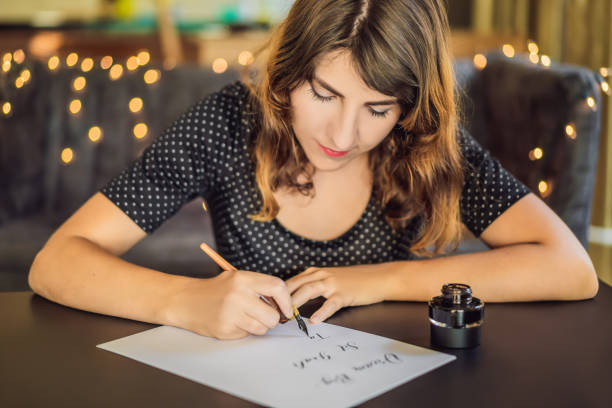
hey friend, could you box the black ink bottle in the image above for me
[428,283,484,349]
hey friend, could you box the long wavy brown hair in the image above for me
[246,0,464,257]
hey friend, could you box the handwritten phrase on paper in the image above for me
[292,331,404,386]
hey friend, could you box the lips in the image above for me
[317,142,350,157]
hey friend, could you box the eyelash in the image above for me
[308,87,390,119]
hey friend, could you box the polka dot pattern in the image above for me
[101,81,530,279]
[457,126,531,235]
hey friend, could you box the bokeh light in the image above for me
[88,126,103,142]
[144,69,161,84]
[81,57,94,72]
[13,49,25,64]
[109,64,123,80]
[66,52,78,67]
[2,102,11,115]
[129,97,143,113]
[137,50,151,65]
[48,55,60,71]
[126,56,140,71]
[212,58,228,74]
[61,147,74,164]
[73,76,86,92]
[238,50,254,66]
[502,44,515,58]
[133,123,148,139]
[69,99,82,114]
[473,53,487,70]
[100,56,113,70]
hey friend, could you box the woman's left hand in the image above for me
[285,263,393,324]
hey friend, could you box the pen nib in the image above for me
[295,314,309,336]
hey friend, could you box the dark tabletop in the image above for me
[2,282,612,408]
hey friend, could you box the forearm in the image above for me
[29,235,196,325]
[383,243,599,302]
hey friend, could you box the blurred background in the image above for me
[0,0,610,290]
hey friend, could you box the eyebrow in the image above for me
[313,76,398,106]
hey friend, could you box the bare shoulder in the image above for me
[46,192,147,256]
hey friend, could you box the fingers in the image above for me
[310,296,344,324]
[285,267,321,294]
[246,297,282,329]
[236,313,270,336]
[290,279,329,308]
[248,272,293,319]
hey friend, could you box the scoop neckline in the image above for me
[271,186,376,247]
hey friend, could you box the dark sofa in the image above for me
[0,51,602,291]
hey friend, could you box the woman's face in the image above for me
[290,49,402,172]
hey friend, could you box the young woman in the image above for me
[28,0,598,340]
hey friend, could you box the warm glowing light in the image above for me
[144,69,161,84]
[529,147,543,161]
[69,99,82,114]
[81,57,94,72]
[586,96,596,110]
[565,123,576,139]
[2,61,10,72]
[66,52,78,67]
[72,76,86,91]
[541,55,551,67]
[238,50,254,66]
[137,50,150,65]
[2,52,12,63]
[473,53,487,70]
[109,64,123,80]
[202,201,207,212]
[15,77,25,88]
[129,97,143,113]
[61,147,74,164]
[602,81,610,94]
[13,49,25,64]
[529,53,539,64]
[212,58,228,74]
[126,56,140,71]
[20,69,31,83]
[502,44,515,58]
[48,55,60,71]
[133,123,148,139]
[601,67,609,77]
[100,56,113,70]
[538,180,552,197]
[2,102,11,115]
[527,41,539,54]
[88,126,102,142]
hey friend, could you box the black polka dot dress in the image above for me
[101,81,530,279]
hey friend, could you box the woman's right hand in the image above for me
[162,270,294,339]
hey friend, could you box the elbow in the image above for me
[28,248,48,296]
[28,243,60,299]
[571,256,599,300]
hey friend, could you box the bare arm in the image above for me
[28,193,293,338]
[287,193,599,323]
[384,193,599,302]
[28,192,191,323]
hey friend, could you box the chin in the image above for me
[306,152,352,172]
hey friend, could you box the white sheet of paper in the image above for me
[97,322,455,408]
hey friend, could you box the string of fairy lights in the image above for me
[474,40,609,198]
[0,39,610,199]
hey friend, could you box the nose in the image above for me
[330,107,358,151]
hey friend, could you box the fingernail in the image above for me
[310,315,319,324]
